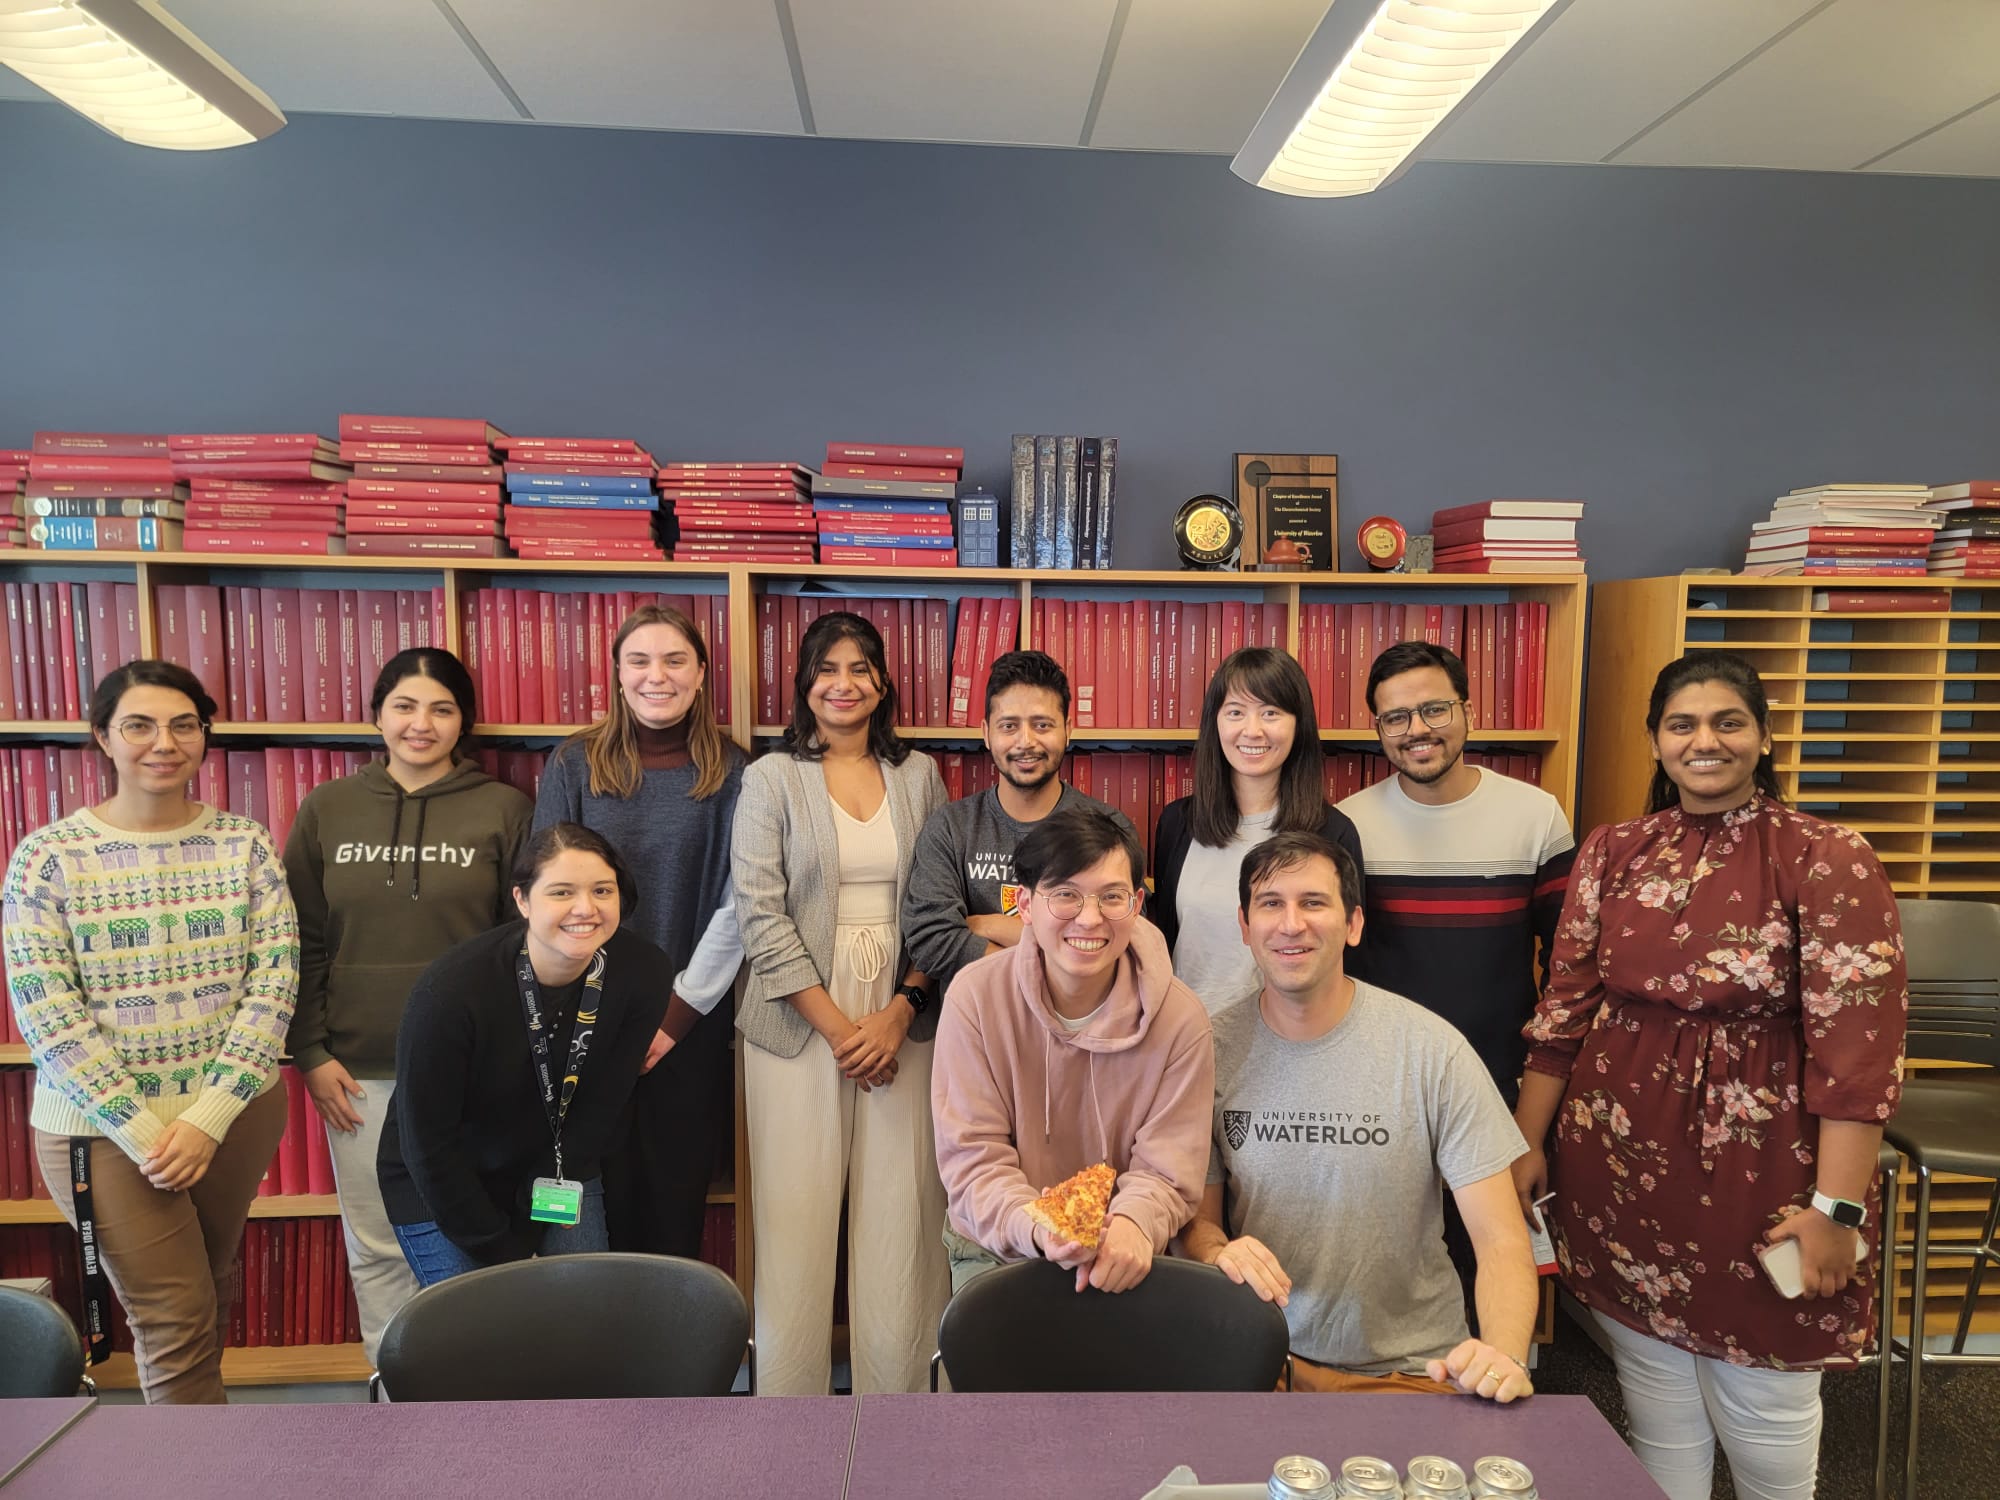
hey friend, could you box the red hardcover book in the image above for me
[266,748,298,863]
[186,500,345,524]
[1927,481,2000,501]
[301,591,339,723]
[1812,589,1951,612]
[33,431,170,458]
[16,584,43,720]
[350,516,500,537]
[1146,600,1165,731]
[945,598,978,728]
[154,583,189,675]
[475,591,500,718]
[336,592,361,721]
[345,499,499,524]
[52,584,81,719]
[168,431,329,451]
[1065,601,1092,729]
[23,479,183,501]
[337,443,495,467]
[227,587,263,720]
[657,461,807,476]
[507,512,655,539]
[279,1067,308,1195]
[184,531,345,556]
[352,461,505,483]
[553,594,576,725]
[28,454,179,481]
[187,476,342,496]
[965,597,999,728]
[1221,600,1245,663]
[502,436,647,456]
[261,589,303,722]
[918,599,948,727]
[709,595,731,727]
[756,595,781,727]
[306,1219,328,1347]
[814,514,957,536]
[172,457,348,481]
[1433,557,1584,575]
[506,460,655,477]
[816,546,959,568]
[0,585,18,721]
[585,593,609,720]
[822,463,958,483]
[338,414,505,445]
[350,533,511,558]
[1527,602,1547,731]
[524,592,552,724]
[495,589,522,723]
[1123,602,1143,732]
[4,1070,28,1199]
[1479,605,1499,731]
[826,442,965,468]
[349,479,501,504]
[185,585,226,712]
[281,1219,299,1346]
[1431,500,1585,526]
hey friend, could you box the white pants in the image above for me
[1595,1310,1823,1500]
[324,1076,422,1365]
[744,1032,950,1396]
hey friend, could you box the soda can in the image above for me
[1469,1456,1538,1498]
[1403,1454,1471,1498]
[1332,1455,1401,1496]
[1268,1454,1335,1500]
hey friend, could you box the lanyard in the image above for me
[67,1139,112,1365]
[516,943,605,1182]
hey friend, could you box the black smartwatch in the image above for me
[1811,1189,1865,1229]
[894,982,932,1017]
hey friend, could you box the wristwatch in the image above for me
[1811,1189,1866,1229]
[894,982,933,1017]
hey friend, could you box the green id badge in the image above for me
[529,1176,584,1226]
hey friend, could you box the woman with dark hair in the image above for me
[1512,651,1907,1500]
[733,610,949,1394]
[1151,646,1365,1011]
[534,601,746,1259]
[282,647,531,1355]
[4,660,297,1403]
[376,822,675,1285]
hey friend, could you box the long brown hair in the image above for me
[572,604,729,800]
[1191,647,1327,847]
[1643,651,1784,815]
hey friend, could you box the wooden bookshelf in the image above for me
[2,553,1590,1385]
[1583,573,2000,1338]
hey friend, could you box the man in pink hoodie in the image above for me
[931,806,1214,1294]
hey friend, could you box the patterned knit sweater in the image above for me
[2,805,300,1164]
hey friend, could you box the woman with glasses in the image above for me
[1512,652,1905,1500]
[2,660,298,1403]
[1151,647,1364,1012]
[732,610,949,1395]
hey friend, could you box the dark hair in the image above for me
[1644,651,1783,815]
[984,650,1070,720]
[1015,807,1144,891]
[1365,641,1470,715]
[1237,831,1362,919]
[1192,647,1327,847]
[371,648,478,754]
[89,660,217,751]
[510,821,638,913]
[783,610,910,766]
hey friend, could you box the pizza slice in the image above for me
[1023,1162,1117,1249]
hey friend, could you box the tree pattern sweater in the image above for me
[2,805,300,1164]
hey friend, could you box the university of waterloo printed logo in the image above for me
[999,883,1023,917]
[1223,1110,1252,1150]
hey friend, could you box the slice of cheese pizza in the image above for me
[1023,1162,1117,1249]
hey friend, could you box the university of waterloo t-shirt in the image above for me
[1208,982,1525,1373]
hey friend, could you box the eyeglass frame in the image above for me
[1371,698,1466,737]
[107,714,210,746]
[1030,885,1140,922]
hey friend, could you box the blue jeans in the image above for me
[395,1178,608,1289]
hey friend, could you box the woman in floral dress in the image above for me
[1512,651,1905,1500]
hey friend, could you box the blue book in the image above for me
[32,515,176,550]
[506,492,659,511]
[505,472,652,495]
[811,498,950,515]
[818,531,955,549]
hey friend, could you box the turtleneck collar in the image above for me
[636,715,692,772]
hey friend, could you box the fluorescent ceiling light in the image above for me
[1234,0,1570,198]
[0,0,284,150]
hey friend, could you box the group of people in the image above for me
[3,601,1906,1500]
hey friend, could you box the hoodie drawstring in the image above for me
[409,796,428,900]
[385,785,406,891]
[383,783,429,899]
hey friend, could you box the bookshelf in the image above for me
[1583,573,2000,1339]
[3,551,1589,1384]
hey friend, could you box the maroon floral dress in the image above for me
[1524,793,1906,1368]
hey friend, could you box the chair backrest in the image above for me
[374,1253,747,1401]
[0,1285,86,1398]
[935,1257,1291,1393]
[1896,898,2000,1069]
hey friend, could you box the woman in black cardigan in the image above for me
[378,822,673,1285]
[1152,647,1365,1013]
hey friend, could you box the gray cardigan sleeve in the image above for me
[731,759,824,1001]
[533,742,585,831]
[901,800,990,997]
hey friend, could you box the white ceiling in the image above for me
[3,0,1998,177]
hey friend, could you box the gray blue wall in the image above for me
[3,100,1998,577]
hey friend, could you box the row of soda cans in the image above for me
[1269,1452,1537,1498]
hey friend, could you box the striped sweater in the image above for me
[2,805,300,1164]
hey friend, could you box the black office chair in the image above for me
[0,1285,91,1398]
[1883,898,2000,1500]
[929,1257,1292,1393]
[372,1253,751,1401]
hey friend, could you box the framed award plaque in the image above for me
[1233,453,1338,572]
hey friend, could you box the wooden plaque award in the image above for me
[1233,453,1339,572]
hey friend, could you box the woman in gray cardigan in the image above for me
[733,610,949,1397]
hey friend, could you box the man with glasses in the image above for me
[930,806,1213,1294]
[1336,642,1574,1103]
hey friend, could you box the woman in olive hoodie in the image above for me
[283,648,532,1359]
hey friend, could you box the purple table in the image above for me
[847,1391,1667,1498]
[5,1396,856,1498]
[0,1397,94,1486]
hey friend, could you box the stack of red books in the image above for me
[1927,482,2000,578]
[23,432,183,552]
[170,433,349,556]
[339,414,509,558]
[503,437,662,561]
[814,441,962,567]
[656,462,817,564]
[1430,500,1585,574]
[0,450,27,549]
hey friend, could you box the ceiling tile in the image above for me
[1615,0,2000,170]
[1426,0,1826,165]
[160,0,520,120]
[791,0,1119,147]
[450,0,802,133]
[1865,94,2000,176]
[1087,0,1326,155]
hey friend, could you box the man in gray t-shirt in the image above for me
[1184,831,1538,1402]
